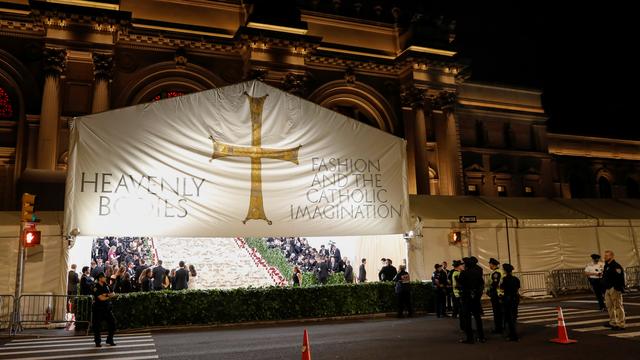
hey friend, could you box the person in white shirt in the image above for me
[584,253,605,310]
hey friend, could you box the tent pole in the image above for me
[505,217,512,264]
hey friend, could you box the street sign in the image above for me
[459,215,477,223]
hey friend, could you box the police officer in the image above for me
[584,254,605,310]
[487,258,505,334]
[93,272,117,347]
[458,256,486,344]
[432,264,449,317]
[602,250,625,330]
[451,260,463,320]
[500,263,520,341]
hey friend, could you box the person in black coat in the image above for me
[173,261,190,290]
[393,264,413,318]
[432,263,449,317]
[80,266,94,296]
[358,258,367,283]
[603,250,626,329]
[344,260,354,283]
[151,260,166,291]
[458,256,486,344]
[315,257,329,285]
[500,263,520,341]
[67,264,79,296]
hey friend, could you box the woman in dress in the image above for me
[139,268,152,292]
[292,266,302,287]
[187,264,198,289]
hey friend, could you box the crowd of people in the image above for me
[431,257,520,343]
[265,237,355,284]
[67,237,202,298]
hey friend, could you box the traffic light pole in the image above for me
[11,221,25,335]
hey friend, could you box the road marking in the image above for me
[0,343,155,356]
[9,333,151,343]
[5,336,153,346]
[517,309,598,320]
[609,331,640,338]
[548,315,640,327]
[3,338,153,350]
[563,300,640,306]
[523,312,608,324]
[575,322,640,332]
[7,349,158,360]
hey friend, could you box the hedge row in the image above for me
[111,282,434,329]
[243,237,346,286]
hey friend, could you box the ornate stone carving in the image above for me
[247,68,267,82]
[435,91,457,110]
[281,72,309,97]
[344,66,356,86]
[92,53,114,80]
[43,48,67,76]
[400,85,432,109]
[174,48,188,68]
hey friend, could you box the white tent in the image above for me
[410,196,640,278]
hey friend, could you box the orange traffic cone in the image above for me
[301,329,312,360]
[550,306,577,344]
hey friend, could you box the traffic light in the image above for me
[449,230,462,244]
[23,229,41,248]
[21,193,36,223]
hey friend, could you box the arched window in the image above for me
[598,177,612,198]
[152,90,186,102]
[0,86,15,119]
[627,178,640,199]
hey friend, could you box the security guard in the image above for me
[458,256,486,344]
[451,260,463,320]
[487,258,505,334]
[602,250,625,330]
[500,263,520,341]
[93,272,117,347]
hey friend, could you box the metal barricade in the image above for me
[15,294,92,333]
[516,271,550,296]
[550,268,591,295]
[482,271,550,297]
[626,266,640,290]
[0,294,14,330]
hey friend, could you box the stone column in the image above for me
[401,86,431,195]
[92,53,113,113]
[436,91,463,195]
[36,48,66,170]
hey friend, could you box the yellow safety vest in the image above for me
[452,270,461,298]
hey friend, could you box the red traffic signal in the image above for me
[23,229,41,248]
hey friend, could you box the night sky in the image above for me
[454,3,639,140]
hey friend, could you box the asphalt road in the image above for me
[2,292,639,360]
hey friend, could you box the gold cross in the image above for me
[209,93,301,225]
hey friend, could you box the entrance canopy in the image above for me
[65,81,409,237]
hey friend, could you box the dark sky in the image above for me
[453,3,639,140]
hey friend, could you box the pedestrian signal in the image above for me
[23,229,41,248]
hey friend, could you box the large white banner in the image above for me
[64,81,409,237]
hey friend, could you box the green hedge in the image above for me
[111,282,433,329]
[243,237,345,286]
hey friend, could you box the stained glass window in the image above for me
[0,87,14,119]
[152,90,185,102]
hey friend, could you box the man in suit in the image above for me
[134,258,148,285]
[91,258,105,279]
[80,266,94,296]
[344,259,354,283]
[315,257,329,285]
[358,258,367,283]
[67,264,79,295]
[173,261,190,290]
[151,260,166,290]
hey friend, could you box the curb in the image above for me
[0,311,429,339]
